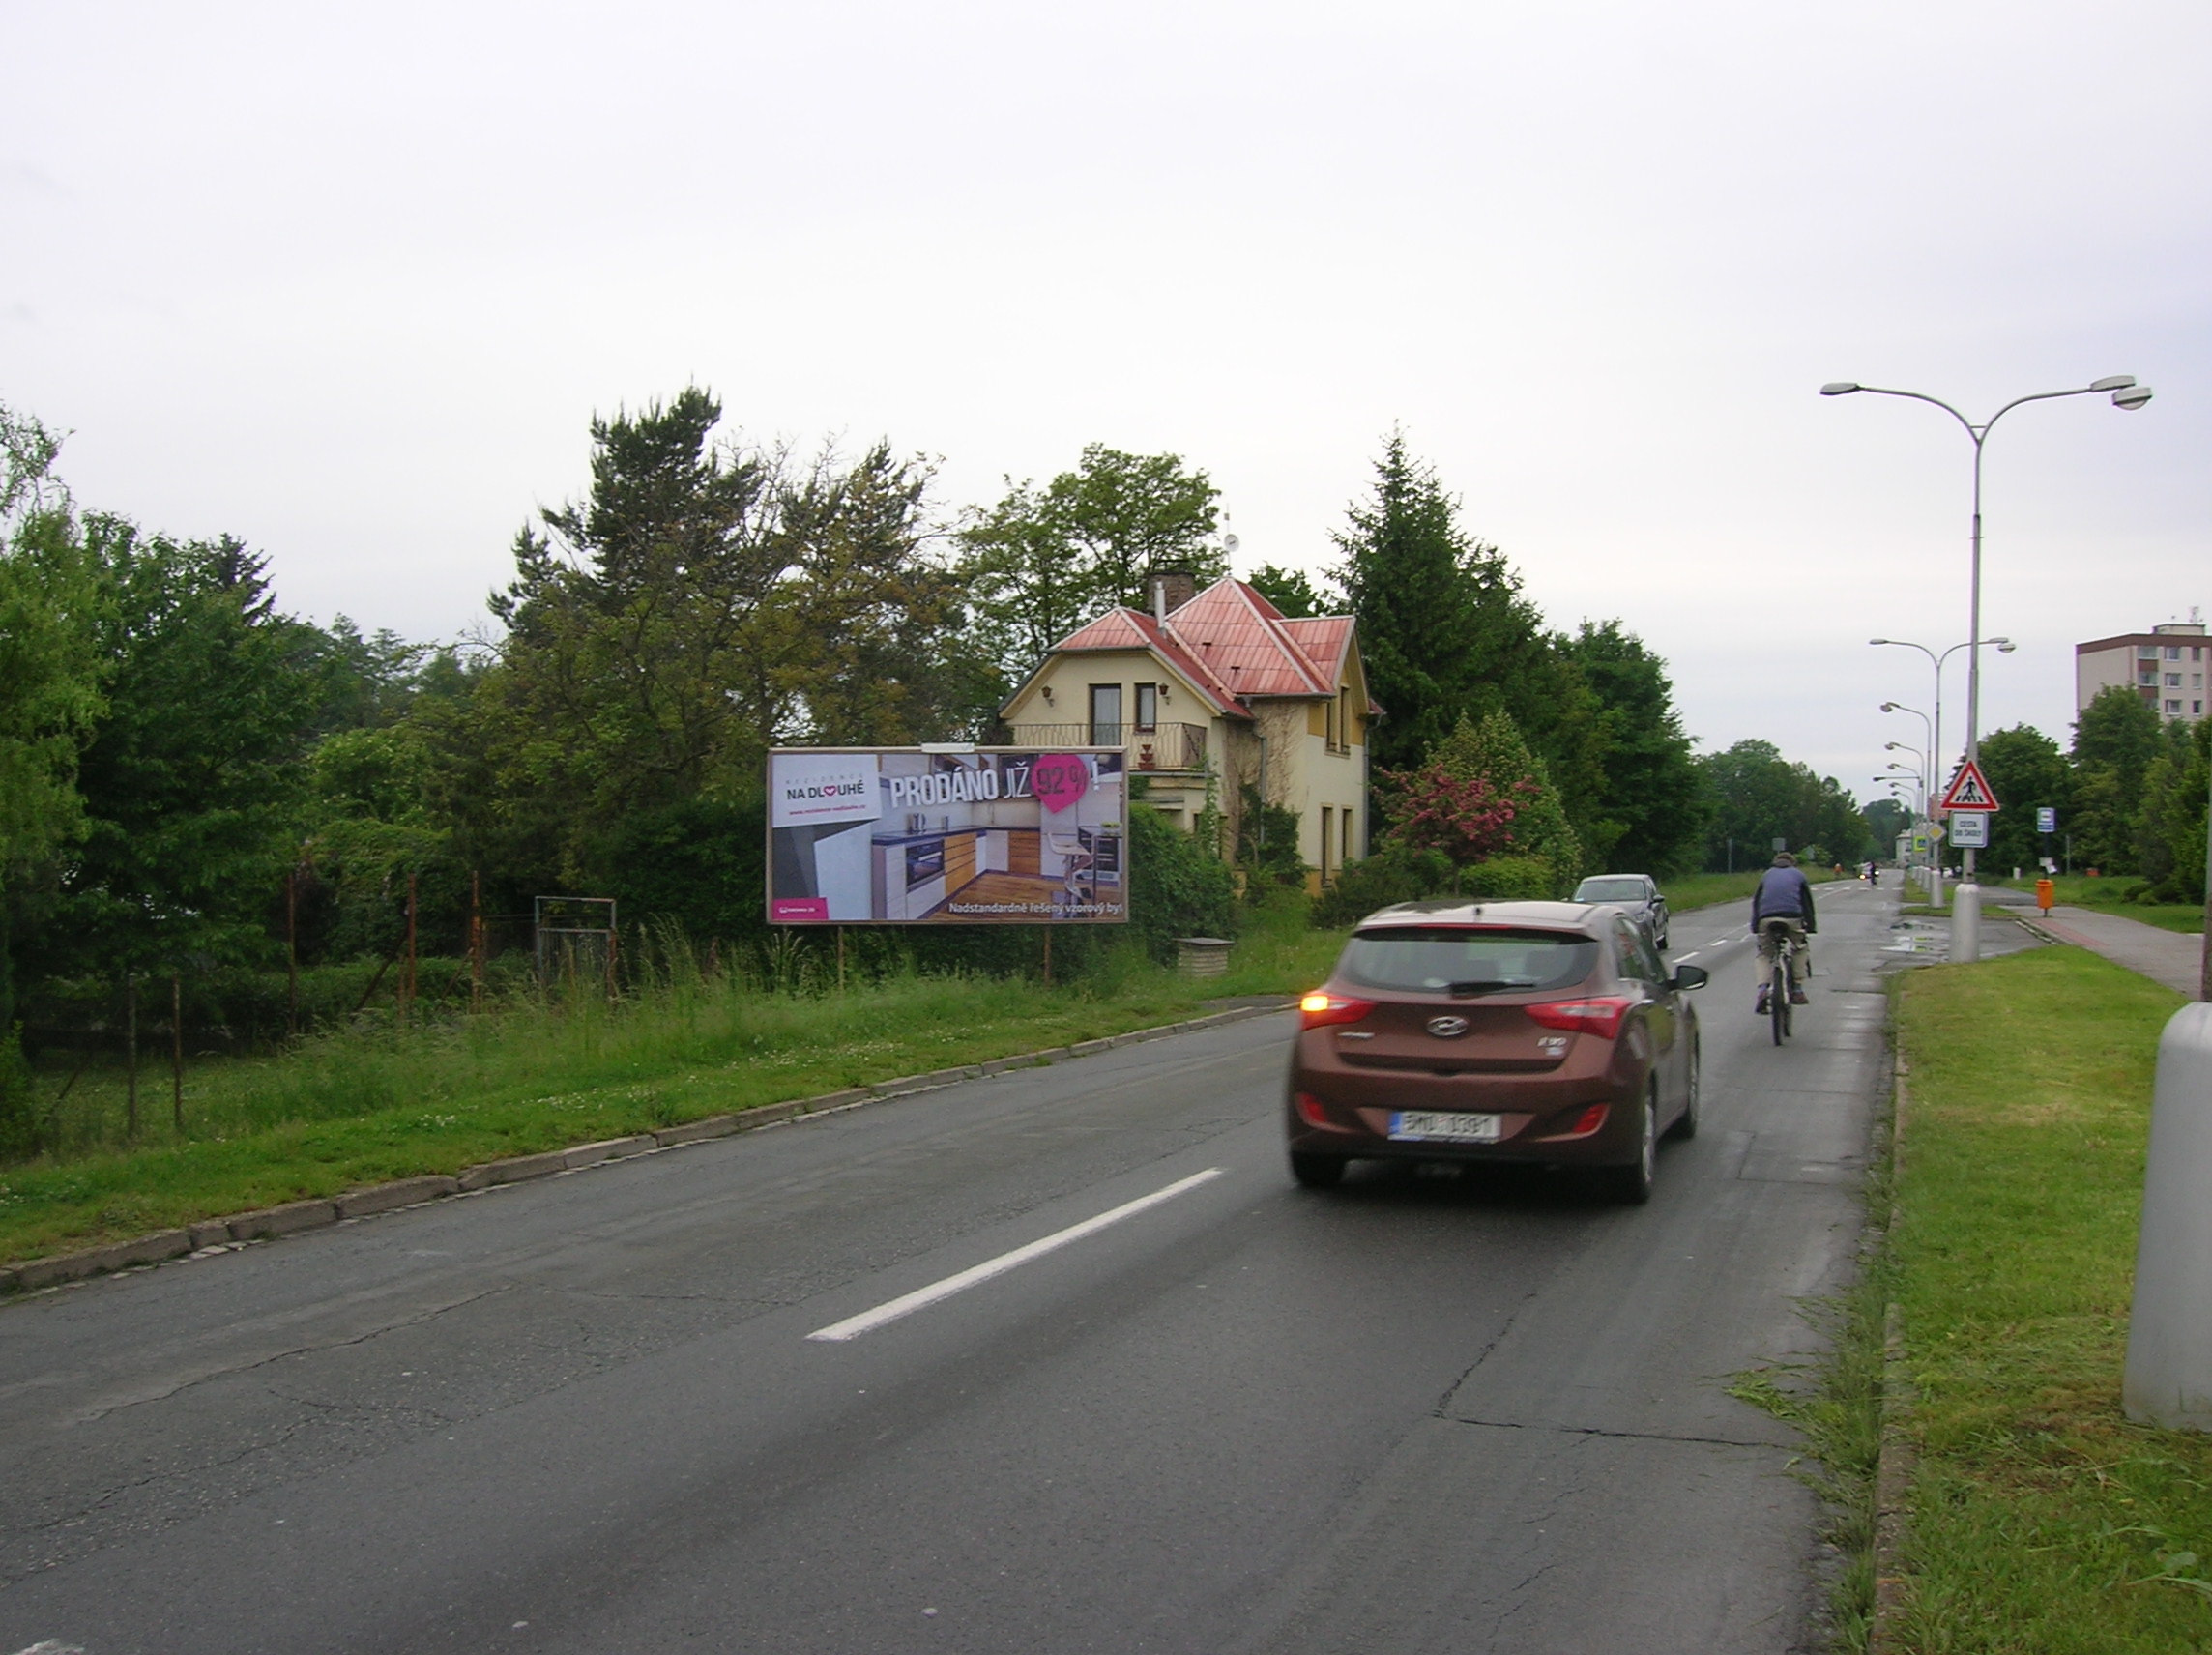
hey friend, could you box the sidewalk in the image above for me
[2026,904,2205,999]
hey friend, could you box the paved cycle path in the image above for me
[2031,905,2203,998]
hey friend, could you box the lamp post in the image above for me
[1828,375,2153,960]
[1870,637,2015,806]
[1872,639,2013,909]
[1880,701,1933,812]
[1882,743,1927,815]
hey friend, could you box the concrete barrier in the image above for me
[2124,1002,2212,1429]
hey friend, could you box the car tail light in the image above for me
[1299,991,1376,1031]
[1295,1092,1332,1127]
[1526,996,1635,1041]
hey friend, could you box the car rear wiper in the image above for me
[1447,979,1517,997]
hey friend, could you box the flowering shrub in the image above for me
[1374,763,1544,866]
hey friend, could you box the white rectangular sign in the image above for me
[1947,811,1989,849]
[770,752,884,829]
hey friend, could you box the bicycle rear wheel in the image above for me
[1770,957,1789,1044]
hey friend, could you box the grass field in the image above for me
[1887,946,2212,1652]
[1659,868,1866,915]
[0,894,1350,1268]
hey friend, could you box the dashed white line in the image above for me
[806,1168,1226,1343]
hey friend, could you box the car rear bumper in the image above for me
[1284,1085,1647,1168]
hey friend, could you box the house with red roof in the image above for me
[999,574,1378,887]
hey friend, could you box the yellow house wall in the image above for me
[1003,650,1235,839]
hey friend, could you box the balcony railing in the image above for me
[1002,720,1208,772]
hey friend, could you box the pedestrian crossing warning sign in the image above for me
[1938,758,1999,812]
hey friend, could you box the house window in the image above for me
[2168,646,2183,659]
[1089,684,1122,746]
[1134,682,1157,731]
[1342,807,1353,866]
[2167,700,2183,715]
[2197,701,2205,715]
[1338,688,1353,752]
[1324,695,1338,749]
[2140,671,2159,686]
[1320,806,1334,883]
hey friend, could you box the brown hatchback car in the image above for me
[1284,899,1708,1204]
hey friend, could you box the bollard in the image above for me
[1949,881,1981,963]
[2125,1003,2212,1429]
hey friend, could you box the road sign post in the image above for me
[1938,761,1999,962]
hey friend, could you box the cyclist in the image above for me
[1751,851,1818,1014]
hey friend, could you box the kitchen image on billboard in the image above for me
[767,748,1129,925]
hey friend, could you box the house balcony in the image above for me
[1003,721,1209,773]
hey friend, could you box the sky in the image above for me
[6,0,2207,807]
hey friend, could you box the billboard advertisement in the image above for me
[767,747,1129,925]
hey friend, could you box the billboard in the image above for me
[767,747,1128,925]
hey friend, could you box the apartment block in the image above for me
[2076,616,2208,723]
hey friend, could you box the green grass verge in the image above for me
[1889,946,2211,1652]
[1,894,1350,1269]
[1660,868,1866,914]
[1659,870,1768,911]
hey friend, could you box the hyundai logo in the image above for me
[1426,1015,1470,1038]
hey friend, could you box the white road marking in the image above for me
[806,1168,1226,1343]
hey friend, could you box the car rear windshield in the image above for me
[1576,879,1648,903]
[1338,927,1600,995]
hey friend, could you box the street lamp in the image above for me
[1870,637,2014,805]
[1881,701,1934,816]
[1883,743,1927,813]
[1827,375,2151,959]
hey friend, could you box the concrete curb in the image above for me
[0,1000,1293,1299]
[1869,1051,1917,1654]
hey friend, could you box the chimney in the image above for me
[1152,577,1168,629]
[1156,568,1197,615]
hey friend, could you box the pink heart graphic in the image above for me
[1031,753,1091,814]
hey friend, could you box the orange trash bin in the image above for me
[2036,877,2055,915]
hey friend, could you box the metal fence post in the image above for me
[2123,1002,2212,1428]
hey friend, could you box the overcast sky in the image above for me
[7,0,2206,806]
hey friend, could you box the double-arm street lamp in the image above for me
[1828,375,2152,962]
[1829,376,2152,781]
[1870,636,2015,805]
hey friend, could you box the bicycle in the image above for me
[1760,918,1802,1045]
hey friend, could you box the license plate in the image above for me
[1388,1110,1502,1143]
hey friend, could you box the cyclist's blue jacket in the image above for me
[1751,866,1817,934]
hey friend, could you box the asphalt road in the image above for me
[1,884,1906,1655]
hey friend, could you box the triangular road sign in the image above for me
[1939,759,2000,812]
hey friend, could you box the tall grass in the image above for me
[1,894,1350,1263]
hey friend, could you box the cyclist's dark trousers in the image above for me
[1758,917,1808,988]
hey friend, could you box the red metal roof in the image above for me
[1013,578,1372,721]
[1054,605,1249,718]
[1161,580,1332,698]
